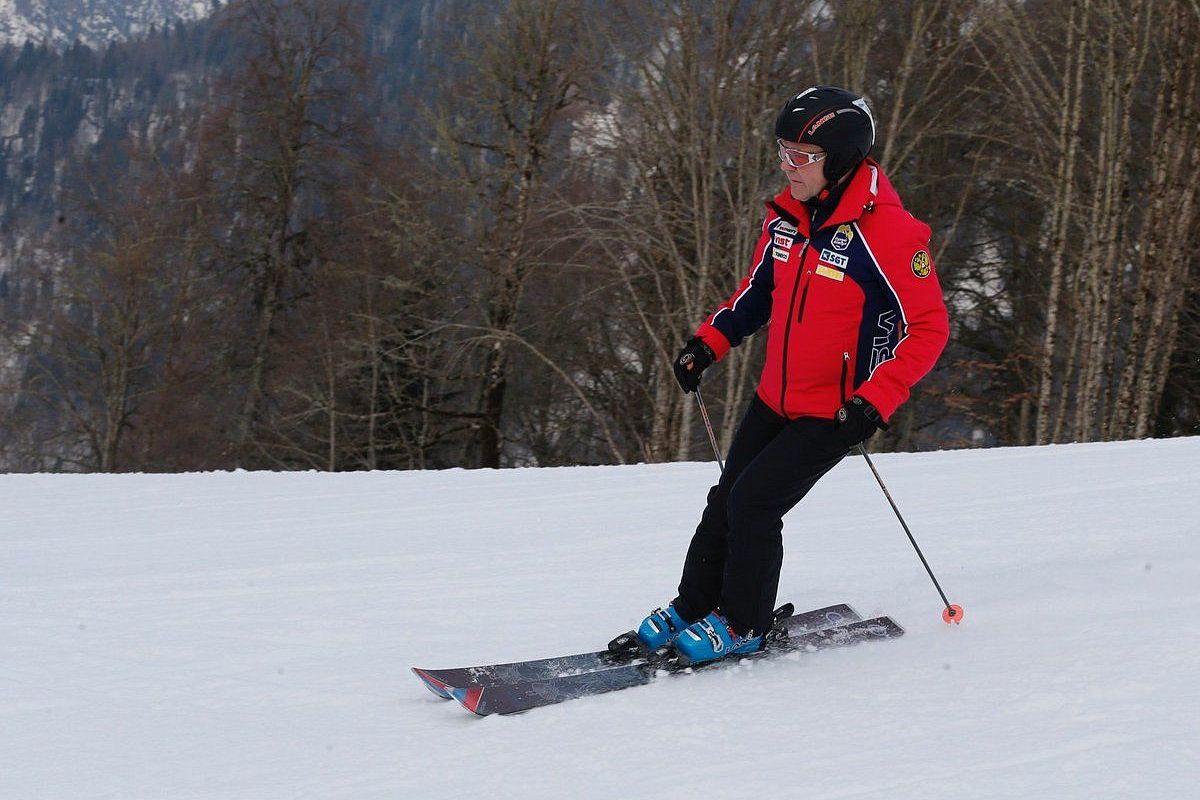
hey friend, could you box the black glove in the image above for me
[672,337,716,393]
[832,396,888,450]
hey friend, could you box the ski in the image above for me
[412,602,859,700]
[447,614,904,716]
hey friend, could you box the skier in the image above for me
[637,86,950,664]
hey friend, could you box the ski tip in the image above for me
[412,667,453,700]
[858,616,905,638]
[450,686,487,716]
[942,604,965,625]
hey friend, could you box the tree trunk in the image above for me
[1035,0,1089,444]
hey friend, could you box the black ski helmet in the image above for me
[775,86,875,185]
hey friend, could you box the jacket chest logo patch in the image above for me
[776,220,798,236]
[773,232,794,249]
[818,248,848,269]
[831,224,854,251]
[815,248,847,282]
[772,246,790,261]
[911,250,932,278]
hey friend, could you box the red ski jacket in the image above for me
[695,159,949,422]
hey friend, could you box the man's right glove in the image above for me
[832,395,888,451]
[672,337,716,393]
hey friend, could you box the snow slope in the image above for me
[2,438,1198,799]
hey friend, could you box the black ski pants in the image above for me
[672,394,850,636]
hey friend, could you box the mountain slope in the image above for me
[2,437,1198,798]
[0,0,214,48]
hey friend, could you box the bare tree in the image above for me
[1108,0,1200,439]
[422,0,603,467]
[980,0,1198,444]
[202,0,369,465]
[14,149,206,471]
[576,0,827,461]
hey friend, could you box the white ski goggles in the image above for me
[777,139,827,169]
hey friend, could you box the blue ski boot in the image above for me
[635,605,689,650]
[673,610,763,665]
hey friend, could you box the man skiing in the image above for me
[637,86,950,665]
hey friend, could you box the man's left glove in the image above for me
[672,337,716,393]
[832,396,888,451]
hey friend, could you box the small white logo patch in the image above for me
[819,249,848,269]
[771,246,789,261]
[774,233,794,249]
[776,221,798,236]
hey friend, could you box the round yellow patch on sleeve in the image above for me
[911,250,932,278]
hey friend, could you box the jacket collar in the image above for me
[767,158,896,236]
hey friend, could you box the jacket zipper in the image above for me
[779,240,811,415]
[840,351,850,405]
[795,281,811,324]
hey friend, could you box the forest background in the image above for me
[0,0,1196,473]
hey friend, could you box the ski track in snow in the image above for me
[2,438,1198,798]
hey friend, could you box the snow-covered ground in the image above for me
[3,438,1198,798]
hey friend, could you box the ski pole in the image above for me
[857,445,964,625]
[693,388,725,473]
